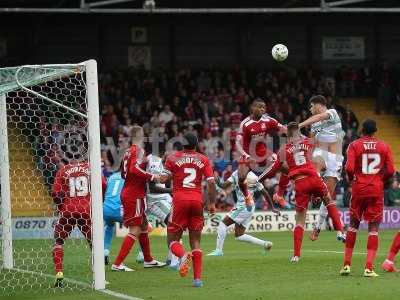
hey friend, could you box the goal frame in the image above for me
[0,59,105,291]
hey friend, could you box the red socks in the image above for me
[139,232,153,263]
[387,231,400,262]
[293,225,304,257]
[192,249,202,280]
[171,242,202,280]
[365,231,379,270]
[170,241,185,258]
[114,233,137,266]
[326,203,343,231]
[52,244,64,273]
[344,228,380,270]
[344,228,357,266]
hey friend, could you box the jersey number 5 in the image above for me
[362,153,381,174]
[69,176,89,197]
[183,168,196,188]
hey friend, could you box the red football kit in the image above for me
[283,137,328,212]
[346,136,394,222]
[238,114,284,164]
[121,144,154,227]
[165,149,214,232]
[52,161,92,243]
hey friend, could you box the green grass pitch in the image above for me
[2,229,400,300]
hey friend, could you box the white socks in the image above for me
[216,222,228,251]
[235,234,266,247]
[170,251,180,266]
[216,222,268,249]
[316,203,328,230]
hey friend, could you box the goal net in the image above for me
[0,61,105,296]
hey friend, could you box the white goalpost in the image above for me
[0,60,105,294]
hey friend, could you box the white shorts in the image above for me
[312,148,344,180]
[227,205,255,227]
[146,194,172,223]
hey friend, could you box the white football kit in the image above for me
[310,108,344,180]
[226,171,264,227]
[146,154,172,223]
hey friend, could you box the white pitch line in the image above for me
[273,249,368,255]
[303,249,367,255]
[11,268,142,300]
[100,288,143,300]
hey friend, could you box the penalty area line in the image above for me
[11,268,143,300]
[273,249,367,255]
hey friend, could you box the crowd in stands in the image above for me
[36,64,400,211]
[97,65,358,211]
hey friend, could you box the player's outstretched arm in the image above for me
[216,176,232,190]
[235,134,250,159]
[278,124,287,135]
[130,161,155,181]
[299,112,330,129]
[261,188,280,216]
[383,145,395,182]
[207,178,217,215]
[345,143,356,181]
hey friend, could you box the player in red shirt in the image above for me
[258,122,343,262]
[382,231,400,272]
[340,119,394,277]
[236,99,287,206]
[52,158,93,287]
[112,126,166,271]
[163,133,216,288]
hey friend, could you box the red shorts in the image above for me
[350,196,383,223]
[54,211,91,244]
[294,176,328,212]
[168,200,204,233]
[121,196,146,227]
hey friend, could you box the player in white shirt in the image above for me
[146,154,173,224]
[299,95,346,242]
[207,171,279,256]
[136,154,179,267]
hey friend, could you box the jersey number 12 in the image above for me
[362,153,381,174]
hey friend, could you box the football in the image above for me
[272,44,289,61]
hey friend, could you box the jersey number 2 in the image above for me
[69,176,89,197]
[362,153,381,174]
[183,168,196,188]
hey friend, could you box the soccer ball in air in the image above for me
[271,44,288,61]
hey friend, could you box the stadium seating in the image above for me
[8,127,53,217]
[344,98,400,170]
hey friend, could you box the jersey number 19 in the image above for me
[69,176,89,197]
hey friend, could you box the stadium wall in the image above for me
[0,14,399,70]
[1,208,399,240]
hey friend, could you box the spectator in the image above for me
[93,65,365,212]
[158,105,175,124]
[213,150,230,175]
[376,61,393,114]
[385,179,400,207]
[230,105,243,127]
